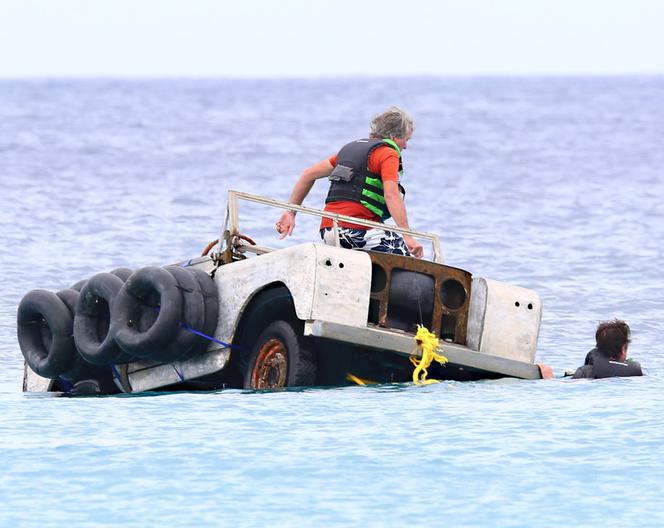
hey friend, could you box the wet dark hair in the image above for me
[595,319,631,360]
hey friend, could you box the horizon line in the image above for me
[1,72,663,81]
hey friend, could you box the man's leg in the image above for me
[320,227,368,249]
[363,230,411,256]
[320,227,410,256]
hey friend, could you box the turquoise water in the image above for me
[1,78,663,526]
[3,380,664,526]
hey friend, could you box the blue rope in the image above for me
[179,322,244,351]
[146,304,242,351]
[58,376,74,392]
[110,364,124,390]
[172,363,185,382]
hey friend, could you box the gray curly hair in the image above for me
[369,106,414,139]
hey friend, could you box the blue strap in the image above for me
[179,321,243,350]
[109,319,243,391]
[145,304,243,350]
[110,365,128,392]
[58,376,74,392]
[172,363,185,382]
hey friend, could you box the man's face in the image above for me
[393,127,413,151]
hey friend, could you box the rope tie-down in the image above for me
[142,302,242,350]
[111,303,245,393]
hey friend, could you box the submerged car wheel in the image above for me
[234,286,317,390]
[244,320,316,390]
[252,338,287,388]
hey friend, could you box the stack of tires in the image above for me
[17,265,219,389]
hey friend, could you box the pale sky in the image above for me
[0,0,662,77]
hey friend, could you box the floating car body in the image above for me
[21,191,544,395]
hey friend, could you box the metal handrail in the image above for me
[222,190,444,263]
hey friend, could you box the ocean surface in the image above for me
[1,77,663,527]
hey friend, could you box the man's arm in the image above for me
[572,365,593,379]
[383,180,424,258]
[276,159,334,238]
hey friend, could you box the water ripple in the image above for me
[1,78,663,527]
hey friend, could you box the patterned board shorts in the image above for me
[319,227,411,256]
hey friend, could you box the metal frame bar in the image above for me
[224,190,444,263]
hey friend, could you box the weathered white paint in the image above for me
[126,347,231,393]
[466,277,542,363]
[22,363,54,392]
[309,245,372,325]
[210,243,372,344]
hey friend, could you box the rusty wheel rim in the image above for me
[251,338,288,389]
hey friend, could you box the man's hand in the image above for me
[383,181,422,258]
[404,234,424,258]
[275,159,334,240]
[537,364,555,379]
[276,210,296,239]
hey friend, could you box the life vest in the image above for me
[573,348,643,378]
[325,138,405,221]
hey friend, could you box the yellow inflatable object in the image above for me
[411,325,448,385]
[346,373,376,386]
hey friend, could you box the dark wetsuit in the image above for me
[572,348,643,379]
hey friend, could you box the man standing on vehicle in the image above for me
[275,106,424,258]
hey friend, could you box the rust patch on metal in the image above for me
[251,338,288,389]
[214,230,258,267]
[367,252,472,345]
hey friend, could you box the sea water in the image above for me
[1,77,663,527]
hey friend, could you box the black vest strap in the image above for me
[591,355,643,378]
[325,139,404,221]
[576,348,643,378]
